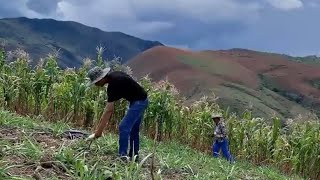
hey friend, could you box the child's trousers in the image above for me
[212,138,233,162]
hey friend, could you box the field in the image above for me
[1,47,320,179]
[0,110,298,180]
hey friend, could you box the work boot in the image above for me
[119,155,129,163]
[128,151,139,162]
[130,155,139,163]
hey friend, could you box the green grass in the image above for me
[176,54,239,77]
[0,110,302,180]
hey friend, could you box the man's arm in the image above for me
[94,102,114,137]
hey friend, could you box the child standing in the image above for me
[211,113,233,162]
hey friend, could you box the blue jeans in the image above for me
[118,98,148,157]
[212,138,233,162]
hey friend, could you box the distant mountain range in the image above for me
[0,17,163,68]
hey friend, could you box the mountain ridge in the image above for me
[0,17,163,68]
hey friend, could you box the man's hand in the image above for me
[85,132,103,141]
[85,133,96,141]
[85,102,114,142]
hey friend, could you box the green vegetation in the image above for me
[0,110,300,179]
[309,79,320,89]
[176,54,239,77]
[0,17,162,68]
[257,73,319,118]
[286,55,320,66]
[0,47,319,179]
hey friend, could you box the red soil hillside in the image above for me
[127,46,222,98]
[200,49,320,100]
[128,46,257,91]
[126,46,320,120]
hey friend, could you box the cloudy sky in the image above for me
[0,0,319,56]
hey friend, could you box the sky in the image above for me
[0,0,319,56]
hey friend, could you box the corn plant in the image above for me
[1,47,320,179]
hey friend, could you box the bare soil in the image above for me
[0,126,71,179]
[0,125,187,180]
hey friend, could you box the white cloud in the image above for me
[0,0,263,38]
[266,0,303,10]
[131,0,261,23]
[57,0,135,28]
[3,0,319,56]
[0,0,47,18]
[53,0,261,37]
[56,0,177,36]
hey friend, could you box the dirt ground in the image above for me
[0,125,185,180]
[0,126,72,179]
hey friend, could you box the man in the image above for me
[211,113,233,162]
[85,66,148,161]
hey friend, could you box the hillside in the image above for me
[1,47,319,179]
[0,17,163,68]
[127,46,320,120]
[0,110,301,180]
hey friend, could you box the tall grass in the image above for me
[0,47,319,179]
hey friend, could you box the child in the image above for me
[211,113,233,162]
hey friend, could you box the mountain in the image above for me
[127,46,320,120]
[0,17,163,68]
